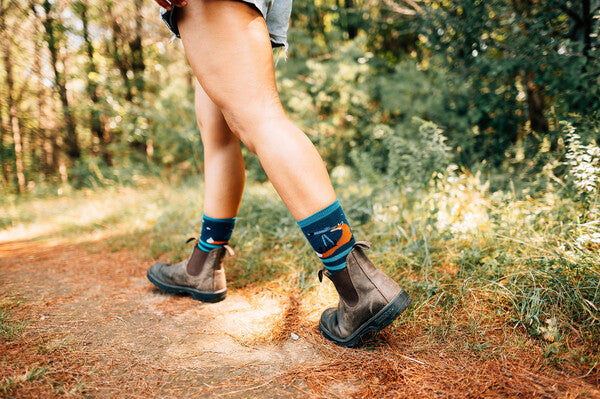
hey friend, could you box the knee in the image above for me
[194,98,218,133]
[195,101,240,149]
[220,103,287,154]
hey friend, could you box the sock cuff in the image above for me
[324,262,349,272]
[198,241,223,252]
[296,199,340,229]
[202,214,237,223]
[199,214,236,252]
[321,244,354,265]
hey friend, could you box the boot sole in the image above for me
[146,270,227,303]
[319,290,411,347]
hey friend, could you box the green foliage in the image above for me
[279,37,464,182]
[2,0,598,196]
[563,121,600,200]
[381,117,452,186]
[348,118,453,190]
[278,37,374,168]
[419,0,599,165]
[508,257,600,346]
[67,157,160,190]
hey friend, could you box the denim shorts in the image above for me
[160,0,292,49]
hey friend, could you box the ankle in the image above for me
[297,199,356,273]
[198,214,236,251]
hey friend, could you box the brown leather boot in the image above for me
[147,238,232,303]
[318,241,411,347]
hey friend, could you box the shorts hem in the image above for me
[160,5,289,51]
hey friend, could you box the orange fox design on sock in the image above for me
[317,222,353,258]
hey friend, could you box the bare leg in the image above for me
[194,80,245,218]
[178,0,336,220]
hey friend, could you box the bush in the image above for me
[563,121,600,204]
[351,118,452,189]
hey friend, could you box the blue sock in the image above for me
[297,199,356,273]
[198,214,236,252]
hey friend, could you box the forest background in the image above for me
[1,0,600,394]
[0,0,597,195]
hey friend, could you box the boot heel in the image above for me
[319,290,411,347]
[318,242,412,347]
[147,243,230,304]
[190,289,227,303]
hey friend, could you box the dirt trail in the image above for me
[0,238,330,397]
[1,237,600,398]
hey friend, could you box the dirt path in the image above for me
[0,238,334,397]
[1,237,599,398]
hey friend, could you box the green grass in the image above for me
[0,377,16,394]
[25,366,47,382]
[0,367,48,395]
[0,294,25,341]
[2,173,599,372]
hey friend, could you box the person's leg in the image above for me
[178,0,335,222]
[194,80,245,220]
[173,0,410,347]
[147,80,243,303]
[194,80,242,257]
[178,0,360,275]
[151,4,297,302]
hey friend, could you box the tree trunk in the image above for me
[106,3,134,102]
[1,9,26,193]
[0,68,8,188]
[9,104,26,193]
[130,0,145,96]
[30,0,53,179]
[582,0,592,59]
[51,131,61,179]
[34,26,50,179]
[0,0,12,188]
[525,70,549,133]
[79,0,112,165]
[345,0,358,39]
[43,0,80,161]
[0,98,8,188]
[511,0,549,134]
